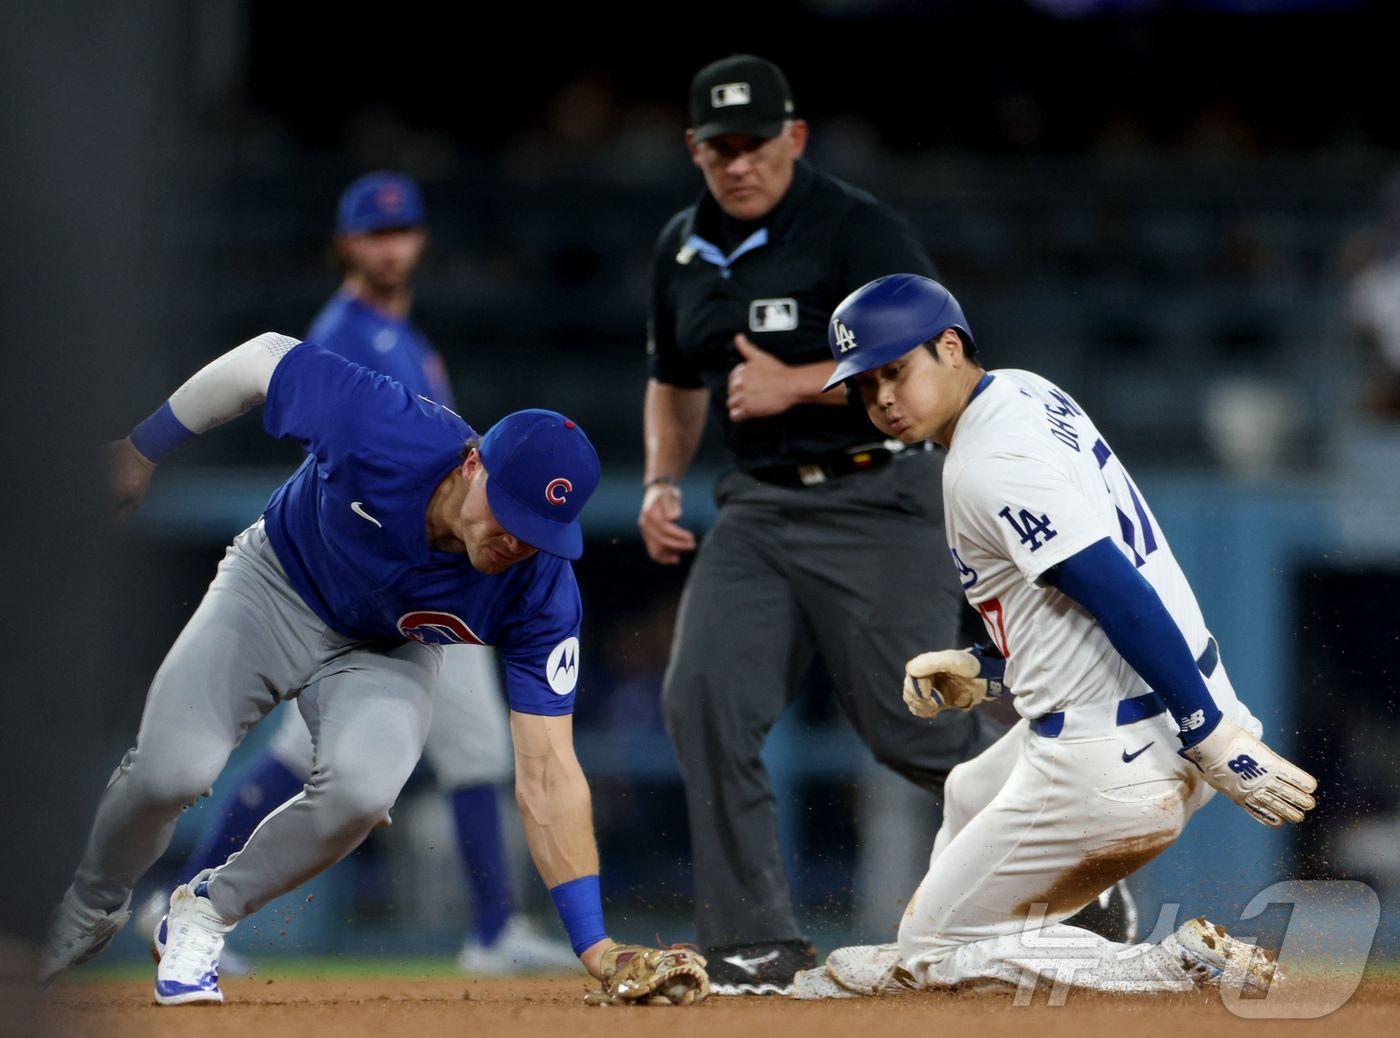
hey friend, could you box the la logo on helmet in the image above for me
[832,320,858,353]
[545,477,573,505]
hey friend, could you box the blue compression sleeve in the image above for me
[129,400,194,462]
[1043,537,1222,746]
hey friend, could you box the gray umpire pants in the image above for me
[72,520,441,922]
[662,450,1003,949]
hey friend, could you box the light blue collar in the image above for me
[678,227,769,277]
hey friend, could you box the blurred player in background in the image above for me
[133,172,574,975]
[640,55,1008,995]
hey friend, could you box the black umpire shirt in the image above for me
[647,160,937,471]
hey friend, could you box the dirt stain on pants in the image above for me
[1013,831,1177,918]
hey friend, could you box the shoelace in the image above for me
[164,920,222,979]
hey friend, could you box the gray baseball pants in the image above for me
[662,450,1005,949]
[72,520,442,922]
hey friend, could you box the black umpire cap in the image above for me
[689,55,796,143]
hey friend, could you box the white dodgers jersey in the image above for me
[942,369,1243,722]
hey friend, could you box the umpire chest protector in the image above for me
[648,160,937,470]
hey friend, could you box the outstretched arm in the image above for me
[110,332,300,516]
[509,710,614,978]
[509,709,711,1004]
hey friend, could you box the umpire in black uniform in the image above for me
[639,55,1003,995]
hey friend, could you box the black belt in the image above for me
[746,441,926,489]
[1031,636,1220,738]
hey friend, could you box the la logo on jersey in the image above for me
[832,320,858,353]
[546,636,580,695]
[545,477,573,506]
[397,610,484,646]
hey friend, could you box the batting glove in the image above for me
[903,645,1006,718]
[1181,719,1318,827]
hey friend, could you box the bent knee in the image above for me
[943,759,975,808]
[125,753,222,809]
[316,777,401,829]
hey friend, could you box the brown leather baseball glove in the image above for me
[583,944,710,1006]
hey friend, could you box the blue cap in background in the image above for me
[335,171,426,235]
[479,410,601,561]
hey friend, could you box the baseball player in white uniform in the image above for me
[793,274,1318,999]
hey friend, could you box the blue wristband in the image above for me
[549,874,608,957]
[129,401,193,463]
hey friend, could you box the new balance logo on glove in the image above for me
[1227,754,1267,781]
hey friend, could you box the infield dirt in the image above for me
[36,973,1400,1038]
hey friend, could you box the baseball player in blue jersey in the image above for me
[39,335,710,1006]
[793,275,1317,999]
[136,172,574,976]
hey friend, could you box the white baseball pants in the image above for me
[898,674,1260,993]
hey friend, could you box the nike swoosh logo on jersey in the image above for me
[350,501,383,528]
[1121,742,1155,763]
[722,950,780,976]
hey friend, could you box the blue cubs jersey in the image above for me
[308,291,455,407]
[261,343,582,715]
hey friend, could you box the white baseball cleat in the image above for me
[1161,917,1282,995]
[141,889,252,978]
[37,887,132,987]
[152,881,236,1006]
[790,966,859,999]
[824,943,919,996]
[456,916,579,975]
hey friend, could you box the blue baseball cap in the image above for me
[479,410,600,561]
[335,171,426,235]
[823,274,975,391]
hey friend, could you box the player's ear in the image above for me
[786,119,809,158]
[941,329,966,365]
[685,128,703,167]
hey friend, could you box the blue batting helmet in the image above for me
[823,274,975,391]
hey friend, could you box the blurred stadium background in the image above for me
[3,0,1397,976]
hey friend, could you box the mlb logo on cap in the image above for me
[711,82,751,108]
[690,55,795,143]
[336,171,426,235]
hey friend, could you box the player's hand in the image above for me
[903,649,997,718]
[582,943,710,1007]
[637,482,696,564]
[106,437,157,520]
[1181,719,1318,827]
[726,335,796,422]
